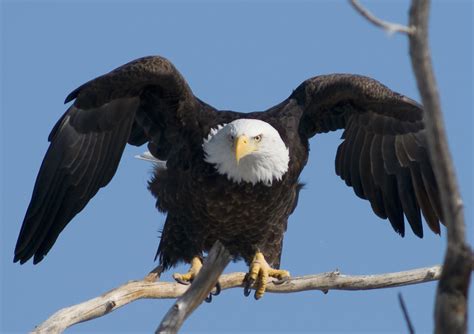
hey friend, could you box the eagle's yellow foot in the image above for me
[173,257,202,285]
[244,252,290,300]
[172,256,221,302]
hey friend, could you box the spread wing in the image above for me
[290,74,443,237]
[14,56,209,264]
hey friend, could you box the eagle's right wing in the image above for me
[288,74,443,238]
[14,56,207,264]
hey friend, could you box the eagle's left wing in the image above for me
[288,74,443,237]
[14,56,208,264]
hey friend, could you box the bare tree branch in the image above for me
[350,0,472,332]
[407,1,473,333]
[349,0,415,35]
[398,292,415,334]
[156,241,231,334]
[32,265,442,333]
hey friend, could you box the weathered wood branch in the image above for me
[156,241,231,333]
[32,265,442,333]
[349,0,415,35]
[350,0,473,332]
[407,1,473,333]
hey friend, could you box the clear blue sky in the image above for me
[1,1,472,333]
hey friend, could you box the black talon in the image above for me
[174,277,192,285]
[211,281,221,296]
[244,284,252,297]
[254,291,260,301]
[205,282,221,303]
[243,275,254,297]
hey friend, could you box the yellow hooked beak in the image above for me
[235,135,257,164]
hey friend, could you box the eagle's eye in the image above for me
[229,134,235,142]
[254,135,262,142]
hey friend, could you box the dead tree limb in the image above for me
[349,0,415,35]
[156,241,231,334]
[350,0,473,332]
[407,1,473,333]
[32,265,442,333]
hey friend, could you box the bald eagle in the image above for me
[14,56,443,299]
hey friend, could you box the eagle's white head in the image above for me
[202,119,290,186]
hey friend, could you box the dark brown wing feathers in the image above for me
[16,58,443,266]
[14,56,200,264]
[292,74,443,237]
[15,98,139,264]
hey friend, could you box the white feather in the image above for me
[135,151,167,169]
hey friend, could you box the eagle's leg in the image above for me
[172,256,202,285]
[244,251,290,300]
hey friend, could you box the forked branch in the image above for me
[407,1,473,332]
[351,0,473,332]
[156,241,231,333]
[349,0,415,35]
[32,265,442,333]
